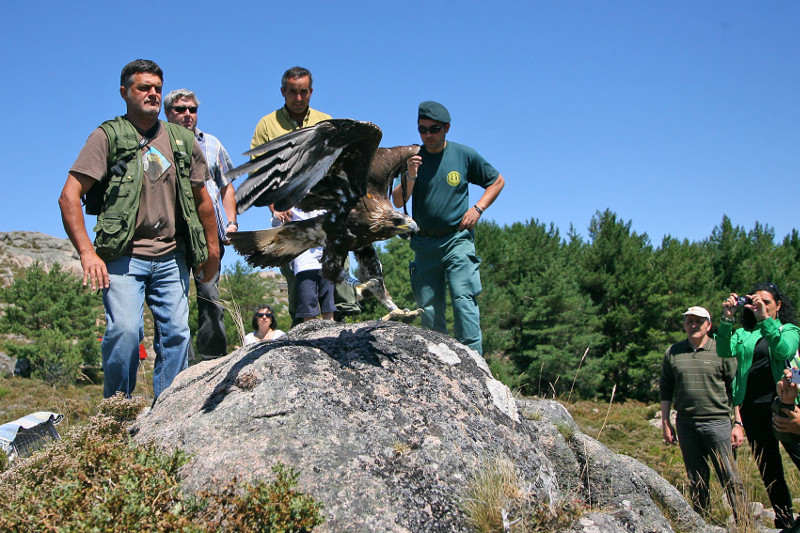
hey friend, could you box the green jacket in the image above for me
[92,116,207,268]
[716,317,800,406]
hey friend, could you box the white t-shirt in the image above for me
[288,208,326,274]
[243,329,286,346]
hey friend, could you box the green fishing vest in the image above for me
[91,116,208,268]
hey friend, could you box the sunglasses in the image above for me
[418,124,444,134]
[171,106,197,114]
[256,312,273,318]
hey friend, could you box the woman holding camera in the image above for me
[718,282,800,529]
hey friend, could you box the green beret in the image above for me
[418,101,451,123]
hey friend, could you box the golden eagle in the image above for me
[227,119,419,308]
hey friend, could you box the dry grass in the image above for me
[567,399,800,530]
[463,457,584,532]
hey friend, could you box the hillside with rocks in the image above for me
[0,231,82,284]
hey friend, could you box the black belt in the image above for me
[417,226,460,238]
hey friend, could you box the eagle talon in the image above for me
[380,307,423,323]
[355,278,380,300]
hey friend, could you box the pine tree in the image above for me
[0,262,103,384]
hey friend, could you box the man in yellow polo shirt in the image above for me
[250,67,359,323]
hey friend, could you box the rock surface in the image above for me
[0,231,82,284]
[132,321,720,532]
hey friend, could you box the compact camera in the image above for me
[736,296,753,307]
[791,368,800,385]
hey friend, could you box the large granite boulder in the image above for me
[131,321,720,532]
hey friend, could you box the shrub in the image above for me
[0,394,324,532]
[0,262,103,384]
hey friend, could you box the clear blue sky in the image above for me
[1,2,797,270]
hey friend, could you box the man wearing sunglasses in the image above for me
[392,101,505,355]
[165,89,237,360]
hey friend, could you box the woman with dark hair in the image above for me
[718,282,800,529]
[243,305,286,346]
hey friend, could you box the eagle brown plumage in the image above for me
[226,119,419,308]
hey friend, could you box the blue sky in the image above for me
[1,2,798,270]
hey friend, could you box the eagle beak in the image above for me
[400,219,419,234]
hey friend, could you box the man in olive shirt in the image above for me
[659,306,744,520]
[250,66,359,323]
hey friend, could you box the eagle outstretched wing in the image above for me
[230,119,382,215]
[227,119,419,286]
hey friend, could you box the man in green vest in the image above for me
[250,66,360,325]
[58,59,219,400]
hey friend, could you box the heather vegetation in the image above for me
[0,394,324,532]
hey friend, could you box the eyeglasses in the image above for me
[256,312,273,318]
[418,124,444,134]
[171,106,197,114]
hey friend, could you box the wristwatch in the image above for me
[227,220,239,229]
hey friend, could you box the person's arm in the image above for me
[459,174,505,231]
[220,183,237,234]
[660,400,676,444]
[58,172,109,290]
[659,350,676,444]
[192,185,220,282]
[392,155,421,208]
[761,319,800,363]
[731,405,745,449]
[716,293,739,358]
[773,368,800,434]
[250,118,270,151]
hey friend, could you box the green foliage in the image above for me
[0,394,324,532]
[201,464,325,532]
[219,260,287,347]
[375,211,800,401]
[189,260,288,352]
[0,262,102,384]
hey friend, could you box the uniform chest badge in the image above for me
[447,171,461,186]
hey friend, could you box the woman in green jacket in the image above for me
[718,282,800,529]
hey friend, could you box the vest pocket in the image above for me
[93,214,128,259]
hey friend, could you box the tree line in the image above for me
[364,210,800,402]
[4,209,799,401]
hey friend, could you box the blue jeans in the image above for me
[410,230,483,354]
[102,253,190,399]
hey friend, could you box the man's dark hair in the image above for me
[281,66,312,89]
[742,282,796,329]
[120,59,163,89]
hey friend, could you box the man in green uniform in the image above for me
[392,101,505,354]
[250,67,360,324]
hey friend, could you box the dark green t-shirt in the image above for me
[659,337,737,420]
[411,141,499,229]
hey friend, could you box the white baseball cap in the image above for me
[682,306,711,320]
